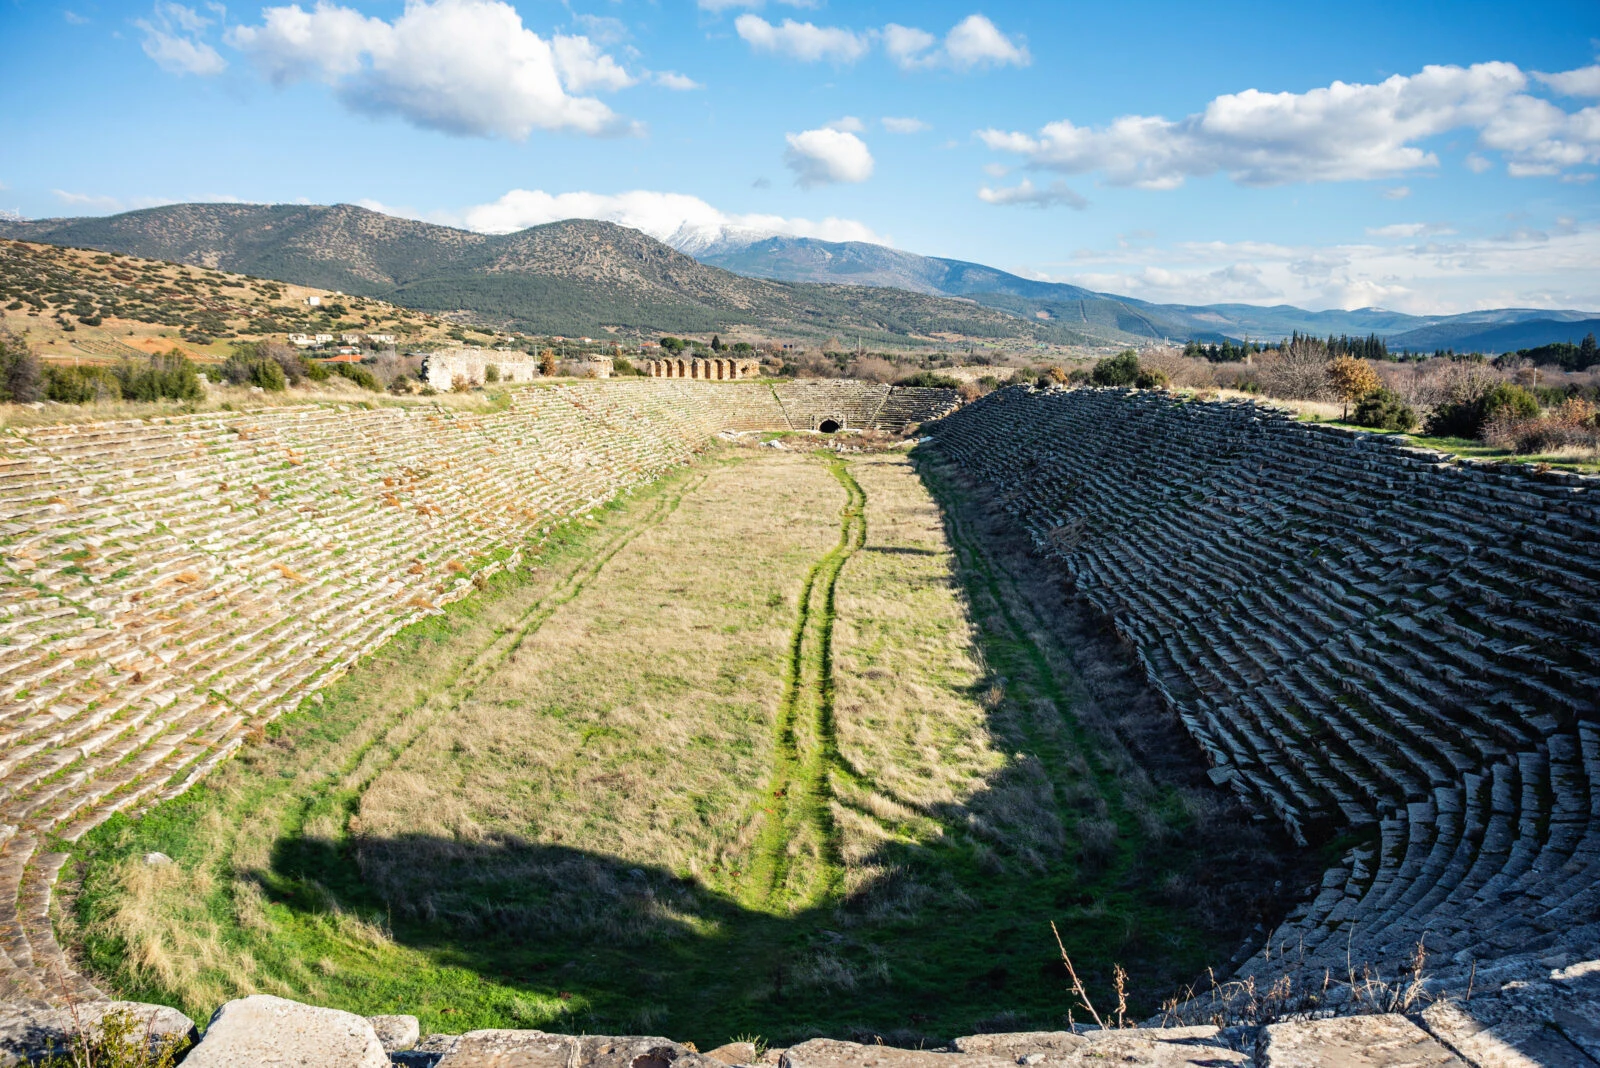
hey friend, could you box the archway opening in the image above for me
[818,419,841,434]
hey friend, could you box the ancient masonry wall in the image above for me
[419,350,615,391]
[0,379,798,1003]
[929,386,1600,1001]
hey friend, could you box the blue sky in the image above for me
[2,0,1598,314]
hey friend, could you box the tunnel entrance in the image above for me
[818,419,841,434]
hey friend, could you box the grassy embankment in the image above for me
[69,447,1297,1048]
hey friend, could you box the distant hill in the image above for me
[696,234,1599,350]
[0,205,1102,348]
[1389,317,1600,353]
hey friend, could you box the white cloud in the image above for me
[977,178,1086,209]
[882,23,935,67]
[551,34,635,92]
[136,2,226,75]
[1365,222,1455,238]
[980,61,1600,187]
[825,116,865,132]
[783,127,874,187]
[943,14,1029,69]
[653,71,702,91]
[228,0,631,138]
[457,188,890,249]
[1033,223,1600,314]
[1382,185,1410,199]
[64,10,89,24]
[734,15,870,63]
[52,190,182,213]
[882,116,929,134]
[1537,64,1600,97]
[1465,153,1494,173]
[886,14,1027,71]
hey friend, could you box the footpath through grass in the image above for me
[68,447,1302,1048]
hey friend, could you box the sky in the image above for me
[1,0,1598,315]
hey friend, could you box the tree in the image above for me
[1326,355,1381,420]
[1091,350,1142,387]
[539,349,558,376]
[1582,332,1598,370]
[659,337,687,355]
[1135,366,1169,389]
[0,329,42,404]
[710,334,723,352]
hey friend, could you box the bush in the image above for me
[539,350,558,376]
[1484,397,1598,454]
[1091,350,1141,386]
[896,371,961,388]
[1427,381,1538,439]
[1352,388,1417,432]
[219,353,287,391]
[0,330,42,404]
[1134,367,1169,389]
[45,364,123,404]
[331,362,380,391]
[484,363,501,383]
[116,352,203,402]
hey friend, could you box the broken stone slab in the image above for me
[392,1033,460,1067]
[369,1013,421,1052]
[1073,1027,1249,1066]
[1260,1014,1463,1067]
[948,1031,1085,1064]
[182,994,389,1068]
[1422,998,1593,1068]
[0,1000,196,1066]
[432,1030,723,1068]
[706,1041,759,1065]
[781,1039,1016,1068]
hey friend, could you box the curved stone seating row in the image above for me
[927,386,1600,995]
[0,379,811,1003]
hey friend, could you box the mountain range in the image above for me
[3,204,1596,353]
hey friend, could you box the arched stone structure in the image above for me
[645,357,760,380]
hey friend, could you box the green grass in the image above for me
[69,449,1300,1049]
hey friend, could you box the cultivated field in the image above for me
[69,445,1292,1047]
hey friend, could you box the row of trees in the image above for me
[1181,332,1391,364]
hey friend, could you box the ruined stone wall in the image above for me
[929,386,1600,1003]
[420,349,544,390]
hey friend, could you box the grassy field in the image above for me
[68,445,1302,1048]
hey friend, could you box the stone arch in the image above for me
[676,358,687,378]
[818,417,842,434]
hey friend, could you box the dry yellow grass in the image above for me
[354,451,843,917]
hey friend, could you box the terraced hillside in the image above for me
[928,387,1600,1005]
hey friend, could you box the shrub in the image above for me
[896,371,961,388]
[116,352,203,402]
[0,329,42,404]
[1352,388,1417,432]
[1483,396,1599,454]
[1091,350,1141,386]
[451,373,472,393]
[1134,367,1169,389]
[45,364,123,404]
[539,350,558,376]
[484,363,501,384]
[332,362,380,391]
[1426,381,1538,439]
[219,353,287,391]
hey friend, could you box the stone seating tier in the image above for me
[928,386,1600,997]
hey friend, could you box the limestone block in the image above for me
[369,1013,421,1051]
[707,1042,760,1065]
[780,1038,1014,1068]
[1076,1027,1249,1066]
[0,1000,196,1066]
[183,994,389,1067]
[1422,1000,1591,1068]
[948,1031,1085,1063]
[433,1031,723,1068]
[1261,1014,1463,1067]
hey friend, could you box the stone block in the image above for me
[1261,1014,1463,1067]
[948,1031,1085,1063]
[706,1042,759,1065]
[1076,1027,1249,1066]
[1422,1000,1591,1068]
[780,1038,1014,1068]
[370,1013,422,1052]
[0,1000,196,1066]
[183,994,389,1067]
